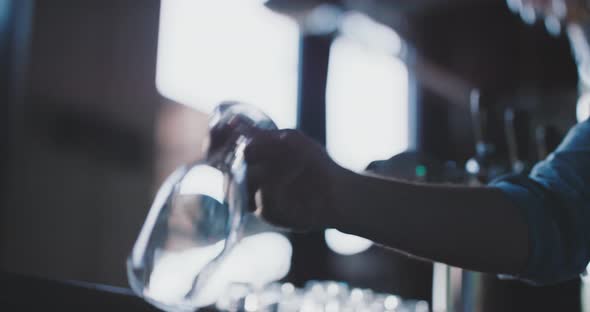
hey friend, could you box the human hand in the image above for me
[244,129,346,231]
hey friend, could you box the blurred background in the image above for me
[0,0,586,311]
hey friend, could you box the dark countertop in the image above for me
[0,271,161,312]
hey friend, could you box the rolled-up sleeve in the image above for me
[490,119,590,285]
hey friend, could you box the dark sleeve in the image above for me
[490,119,590,285]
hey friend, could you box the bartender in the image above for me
[242,0,590,286]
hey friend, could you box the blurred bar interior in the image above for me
[0,0,588,311]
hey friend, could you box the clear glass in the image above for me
[127,102,292,311]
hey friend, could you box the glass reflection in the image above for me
[128,103,292,311]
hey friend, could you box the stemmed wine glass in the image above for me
[127,102,292,311]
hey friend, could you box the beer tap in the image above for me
[503,108,532,174]
[535,125,563,160]
[465,90,507,184]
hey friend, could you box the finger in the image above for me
[208,114,261,153]
[246,163,271,212]
[244,129,291,164]
[207,123,240,155]
[247,165,294,224]
[256,185,310,232]
[255,185,287,227]
[245,157,305,211]
[254,189,265,217]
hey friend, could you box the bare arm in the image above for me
[244,129,529,276]
[330,169,529,275]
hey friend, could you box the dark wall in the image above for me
[407,3,582,311]
[409,2,578,162]
[1,0,162,287]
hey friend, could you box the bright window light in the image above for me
[325,33,409,256]
[577,92,590,122]
[325,229,373,256]
[156,0,300,129]
[326,36,409,172]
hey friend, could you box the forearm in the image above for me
[330,168,529,275]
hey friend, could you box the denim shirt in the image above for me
[491,118,590,285]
